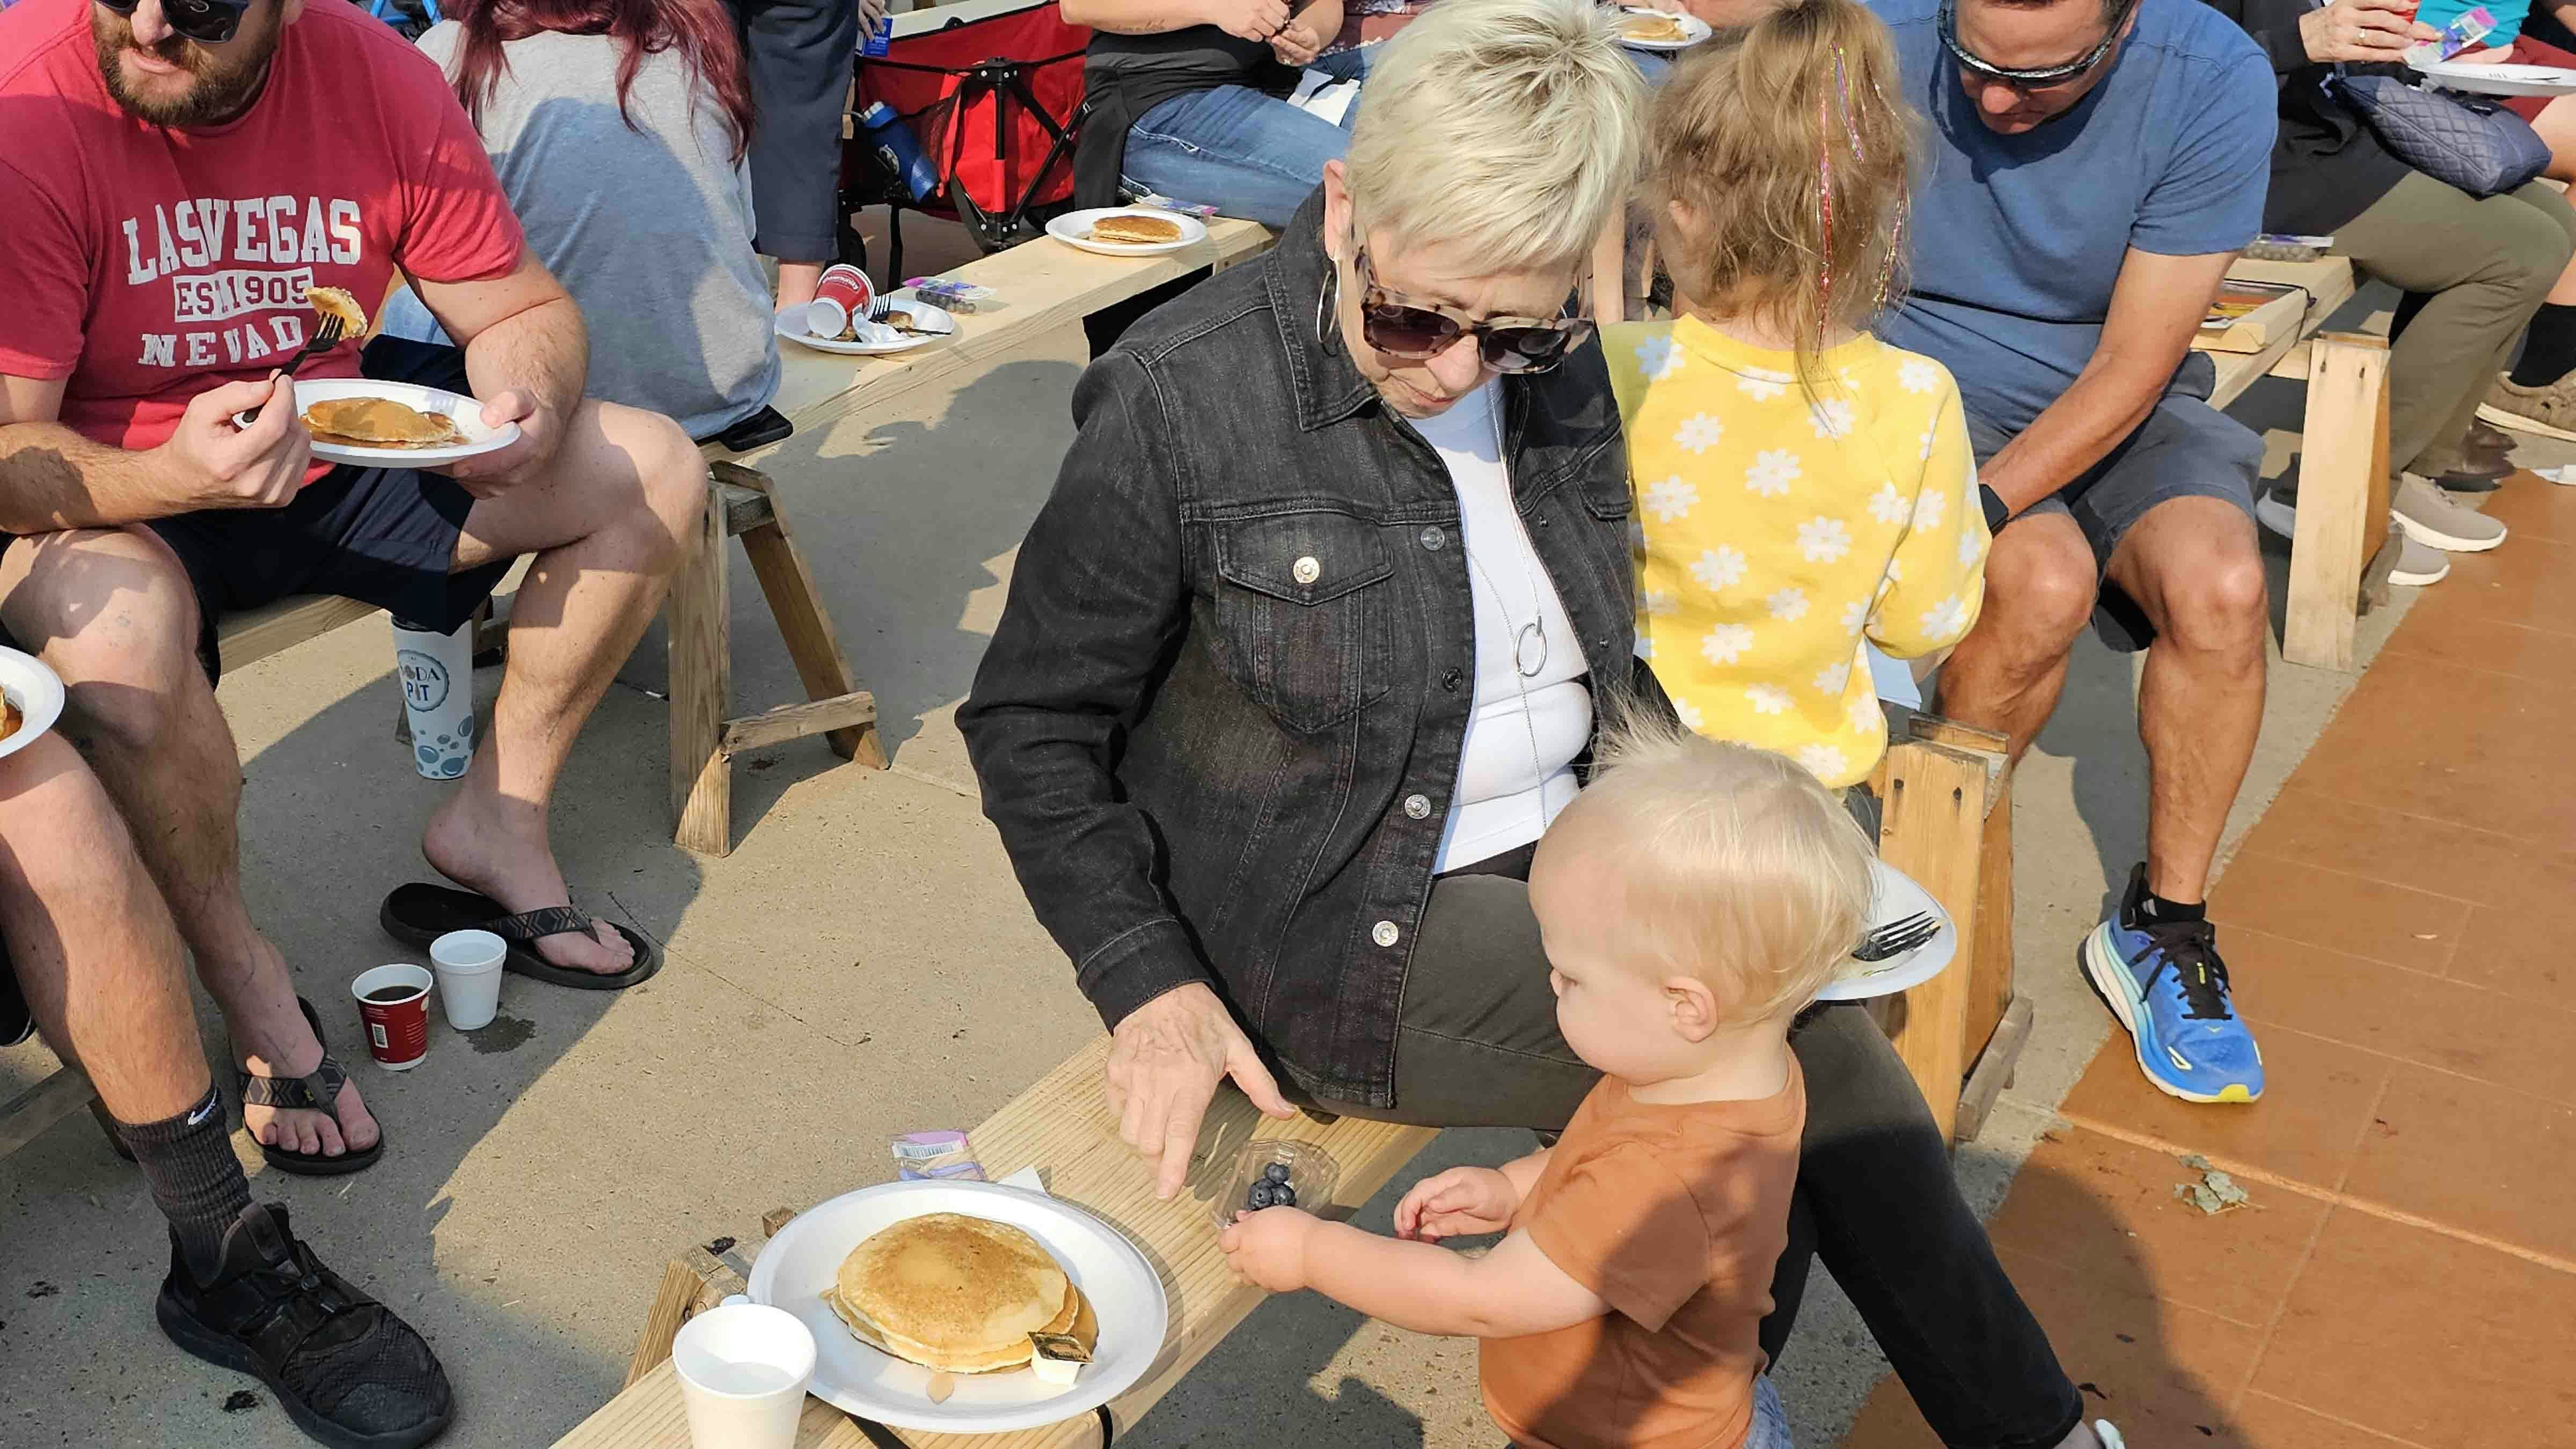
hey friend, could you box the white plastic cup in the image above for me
[429,930,506,1032]
[672,1304,815,1449]
[391,616,475,780]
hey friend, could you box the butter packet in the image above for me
[891,1130,986,1181]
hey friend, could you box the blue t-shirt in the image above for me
[1874,0,2276,432]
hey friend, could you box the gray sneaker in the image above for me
[2480,371,2576,443]
[2392,475,2506,552]
[2389,533,2450,586]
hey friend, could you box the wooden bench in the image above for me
[559,1041,1437,1447]
[2194,256,2391,672]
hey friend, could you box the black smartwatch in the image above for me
[1979,483,2011,534]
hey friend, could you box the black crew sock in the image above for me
[2509,303,2576,388]
[2129,889,2208,928]
[115,1085,251,1283]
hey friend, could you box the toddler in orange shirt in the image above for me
[1219,723,1877,1449]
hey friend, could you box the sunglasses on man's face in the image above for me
[1352,247,1592,375]
[96,0,255,46]
[1937,0,2135,93]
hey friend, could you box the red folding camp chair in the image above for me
[838,0,1089,286]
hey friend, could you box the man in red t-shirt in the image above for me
[0,0,705,1437]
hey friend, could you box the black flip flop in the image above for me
[379,883,661,991]
[236,997,384,1177]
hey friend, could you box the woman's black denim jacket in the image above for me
[958,195,1635,1109]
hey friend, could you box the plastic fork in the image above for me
[1853,910,1941,962]
[229,312,346,429]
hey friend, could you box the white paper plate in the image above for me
[1046,208,1211,257]
[748,1179,1169,1433]
[2418,60,2576,96]
[1616,8,1713,50]
[253,379,521,469]
[1814,858,1958,1002]
[0,647,65,763]
[777,295,957,356]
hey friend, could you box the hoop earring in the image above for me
[1314,264,1342,357]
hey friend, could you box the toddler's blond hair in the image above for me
[1556,715,1876,1021]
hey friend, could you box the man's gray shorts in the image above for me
[1964,360,2263,652]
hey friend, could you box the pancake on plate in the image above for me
[1621,12,1689,41]
[301,397,465,450]
[305,286,370,335]
[1087,214,1183,246]
[0,695,19,743]
[821,1213,1095,1376]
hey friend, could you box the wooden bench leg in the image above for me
[730,492,885,770]
[2282,333,2392,671]
[1868,738,1993,1144]
[668,484,731,857]
[1591,214,1625,327]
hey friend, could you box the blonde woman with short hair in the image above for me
[965,5,2078,1441]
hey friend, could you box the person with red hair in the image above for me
[386,0,783,441]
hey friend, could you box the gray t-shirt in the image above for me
[415,24,779,440]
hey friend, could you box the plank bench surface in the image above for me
[760,220,1275,446]
[557,1036,1436,1448]
[2201,255,2358,411]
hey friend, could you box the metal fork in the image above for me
[1853,910,1941,962]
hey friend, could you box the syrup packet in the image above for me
[891,1130,986,1181]
[2406,5,2497,67]
[902,278,996,313]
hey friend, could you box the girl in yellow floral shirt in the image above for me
[1607,0,1987,788]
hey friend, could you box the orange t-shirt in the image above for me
[1481,1063,1805,1449]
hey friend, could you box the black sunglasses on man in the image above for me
[94,0,257,46]
[1937,0,2139,92]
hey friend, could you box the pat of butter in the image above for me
[1029,1353,1082,1386]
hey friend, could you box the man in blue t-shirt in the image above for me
[1876,0,2276,1107]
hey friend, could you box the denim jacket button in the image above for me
[1292,555,1321,586]
[1371,920,1401,948]
[1403,793,1432,819]
[1418,526,1445,551]
[1443,668,1463,692]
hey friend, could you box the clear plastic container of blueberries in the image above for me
[1209,1139,1342,1233]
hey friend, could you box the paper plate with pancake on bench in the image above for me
[748,1178,1168,1432]
[260,379,522,469]
[1615,7,1713,49]
[1046,207,1211,257]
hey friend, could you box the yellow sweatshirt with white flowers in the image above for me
[1606,317,1989,788]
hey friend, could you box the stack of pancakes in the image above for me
[1087,214,1183,246]
[823,1214,1096,1375]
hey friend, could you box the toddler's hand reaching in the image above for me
[1220,1206,1319,1292]
[1394,1166,1519,1242]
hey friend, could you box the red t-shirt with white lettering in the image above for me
[0,0,525,479]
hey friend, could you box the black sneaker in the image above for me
[156,1203,453,1448]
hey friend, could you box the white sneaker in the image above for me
[2255,487,2296,541]
[2092,1423,2127,1449]
[2392,475,2506,552]
[2389,533,2451,586]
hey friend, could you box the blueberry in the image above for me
[1263,1162,1292,1185]
[1247,1181,1276,1209]
[1272,1184,1297,1209]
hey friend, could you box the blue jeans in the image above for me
[1121,48,1371,229]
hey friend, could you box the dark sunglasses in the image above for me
[96,0,255,45]
[1937,0,2135,92]
[1351,246,1593,375]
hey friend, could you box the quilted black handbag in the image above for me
[2333,73,2552,197]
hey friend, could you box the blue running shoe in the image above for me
[2081,865,2263,1103]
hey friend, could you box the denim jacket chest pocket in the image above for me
[1208,509,1396,734]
